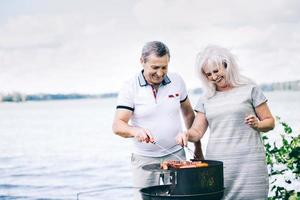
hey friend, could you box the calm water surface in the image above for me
[0,91,299,199]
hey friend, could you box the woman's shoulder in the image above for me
[167,72,183,80]
[197,94,210,103]
[237,83,259,91]
[236,84,266,100]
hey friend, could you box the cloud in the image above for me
[0,11,144,93]
[132,0,300,85]
[0,0,299,93]
[133,0,300,28]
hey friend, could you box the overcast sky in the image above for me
[0,0,299,94]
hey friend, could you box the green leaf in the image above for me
[265,117,300,199]
[262,135,269,140]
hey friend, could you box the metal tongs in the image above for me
[153,142,185,161]
[153,142,196,161]
[184,146,197,159]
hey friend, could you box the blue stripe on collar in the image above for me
[162,75,171,85]
[138,70,171,87]
[138,70,147,86]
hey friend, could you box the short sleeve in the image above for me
[251,86,267,107]
[116,80,134,111]
[194,97,206,113]
[177,74,188,103]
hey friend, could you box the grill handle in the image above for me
[159,170,177,185]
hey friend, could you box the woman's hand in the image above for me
[245,114,259,130]
[194,141,204,160]
[176,132,189,147]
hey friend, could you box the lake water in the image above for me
[0,91,299,199]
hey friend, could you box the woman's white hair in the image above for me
[196,45,254,98]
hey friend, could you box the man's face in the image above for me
[141,54,169,86]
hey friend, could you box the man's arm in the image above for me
[112,109,135,138]
[180,98,204,160]
[180,98,195,128]
[112,109,155,143]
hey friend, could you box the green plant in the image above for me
[262,116,300,200]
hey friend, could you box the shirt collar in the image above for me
[138,70,171,87]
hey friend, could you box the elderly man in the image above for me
[112,41,203,199]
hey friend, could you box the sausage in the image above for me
[160,160,208,169]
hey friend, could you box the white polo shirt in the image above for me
[116,70,188,157]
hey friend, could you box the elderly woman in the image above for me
[176,45,275,199]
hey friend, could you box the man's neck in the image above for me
[151,84,160,91]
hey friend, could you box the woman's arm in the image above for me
[188,112,209,141]
[245,102,275,132]
[180,99,205,159]
[176,112,208,145]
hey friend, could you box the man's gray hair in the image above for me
[141,41,170,62]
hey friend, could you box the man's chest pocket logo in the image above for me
[168,93,179,98]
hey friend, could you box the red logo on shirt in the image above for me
[168,93,179,98]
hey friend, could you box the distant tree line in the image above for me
[260,80,300,91]
[191,80,300,94]
[1,80,299,102]
[0,92,118,102]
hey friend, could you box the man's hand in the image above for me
[133,127,155,143]
[176,132,188,147]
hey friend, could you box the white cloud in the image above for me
[133,0,300,28]
[0,11,146,93]
[0,0,299,93]
[132,0,300,86]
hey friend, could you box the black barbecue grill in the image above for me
[140,160,224,200]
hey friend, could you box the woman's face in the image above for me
[203,64,229,91]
